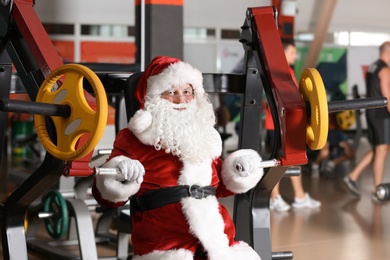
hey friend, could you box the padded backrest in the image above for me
[123,72,143,121]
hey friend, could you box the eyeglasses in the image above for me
[161,87,194,99]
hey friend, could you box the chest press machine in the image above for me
[230,6,387,260]
[0,1,388,260]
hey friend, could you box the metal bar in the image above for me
[95,167,126,181]
[94,167,120,175]
[0,50,12,201]
[351,85,363,151]
[0,99,71,117]
[272,251,294,260]
[327,97,388,113]
[284,166,301,177]
[66,199,99,259]
[252,166,288,260]
[234,43,264,251]
[258,159,279,168]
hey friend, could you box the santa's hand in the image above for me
[116,158,145,183]
[221,149,263,193]
[234,153,262,177]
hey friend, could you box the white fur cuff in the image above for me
[95,156,141,203]
[133,248,194,260]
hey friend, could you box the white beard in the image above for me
[137,94,222,164]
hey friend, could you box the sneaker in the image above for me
[270,195,291,212]
[292,193,321,209]
[311,164,320,178]
[343,176,360,197]
[325,161,335,172]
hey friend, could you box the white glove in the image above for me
[233,153,262,177]
[116,158,145,183]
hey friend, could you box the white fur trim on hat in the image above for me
[146,61,204,97]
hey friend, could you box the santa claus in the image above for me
[92,56,264,260]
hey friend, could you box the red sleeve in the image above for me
[107,128,137,160]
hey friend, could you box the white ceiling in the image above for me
[34,0,390,34]
[184,0,390,34]
[296,0,390,33]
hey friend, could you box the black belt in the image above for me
[132,185,216,212]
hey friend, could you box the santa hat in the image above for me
[135,56,204,109]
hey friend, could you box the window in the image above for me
[43,23,74,35]
[81,25,134,37]
[184,27,215,40]
[221,29,240,40]
[349,32,390,46]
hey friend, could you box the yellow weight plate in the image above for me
[299,68,329,150]
[34,64,108,160]
[336,110,356,130]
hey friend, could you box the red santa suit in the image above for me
[92,56,264,260]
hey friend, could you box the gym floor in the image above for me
[269,136,390,260]
[2,136,390,260]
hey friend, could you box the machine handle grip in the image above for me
[236,159,280,172]
[258,159,279,168]
[94,167,126,181]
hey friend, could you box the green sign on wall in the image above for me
[295,46,347,99]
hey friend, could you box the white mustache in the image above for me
[172,103,190,110]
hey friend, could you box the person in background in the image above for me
[267,40,321,211]
[344,41,390,200]
[343,150,373,197]
[311,113,355,177]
